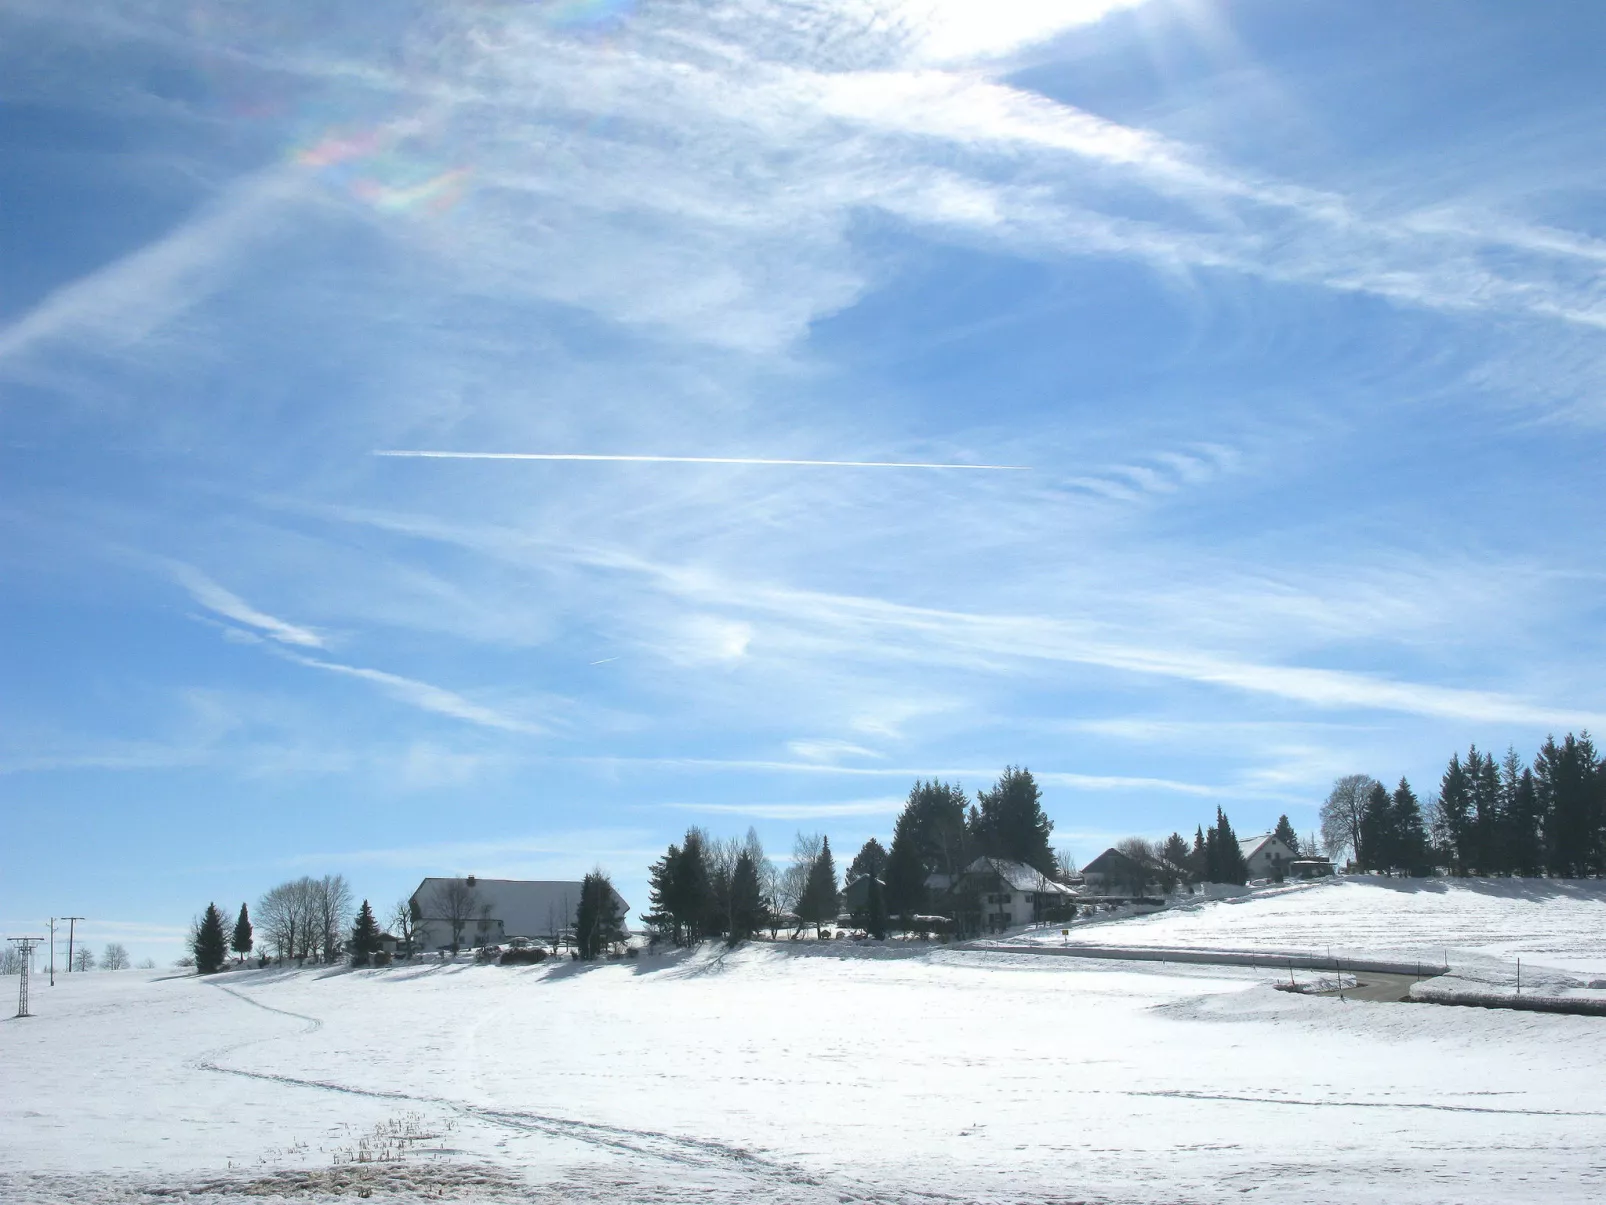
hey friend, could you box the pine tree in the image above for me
[349,900,381,965]
[727,850,764,946]
[1467,745,1503,875]
[672,829,713,942]
[644,844,680,944]
[576,870,626,959]
[1358,781,1393,872]
[974,767,1055,875]
[194,903,229,975]
[1190,826,1207,883]
[231,903,253,963]
[883,780,970,917]
[1389,778,1431,876]
[1536,733,1603,877]
[797,837,839,936]
[1272,815,1301,858]
[1435,754,1473,874]
[1502,752,1545,877]
[1213,809,1247,885]
[865,871,889,940]
[1160,832,1192,877]
[848,837,888,882]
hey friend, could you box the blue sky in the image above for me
[3,0,1605,962]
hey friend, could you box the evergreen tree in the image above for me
[1202,824,1220,884]
[576,870,626,959]
[672,828,714,942]
[727,850,764,946]
[1190,826,1207,884]
[1160,832,1192,877]
[1272,815,1301,858]
[973,767,1055,875]
[1212,809,1248,885]
[1390,778,1431,876]
[883,780,970,917]
[349,900,381,965]
[193,903,229,975]
[1358,780,1393,872]
[231,903,253,963]
[1467,745,1503,874]
[1434,754,1473,874]
[1503,753,1545,877]
[848,837,888,882]
[1536,733,1604,877]
[644,843,681,944]
[865,871,889,940]
[796,836,839,936]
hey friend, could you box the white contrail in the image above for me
[373,451,1029,470]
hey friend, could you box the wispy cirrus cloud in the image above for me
[662,797,905,820]
[171,562,325,648]
[0,168,304,370]
[279,652,545,736]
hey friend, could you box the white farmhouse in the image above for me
[953,856,1078,933]
[409,875,630,952]
[1238,834,1297,882]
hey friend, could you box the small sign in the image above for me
[1061,929,1069,936]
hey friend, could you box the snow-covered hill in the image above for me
[1012,876,1606,975]
[5,927,1606,1203]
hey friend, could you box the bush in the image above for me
[373,950,392,967]
[498,948,547,966]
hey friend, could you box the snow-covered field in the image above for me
[1015,876,1606,976]
[5,896,1606,1205]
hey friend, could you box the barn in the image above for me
[409,875,631,952]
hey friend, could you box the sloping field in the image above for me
[5,940,1606,1204]
[1014,877,1606,975]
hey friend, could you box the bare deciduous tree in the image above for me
[72,946,96,972]
[390,898,418,958]
[312,874,354,963]
[1053,847,1080,883]
[102,942,131,970]
[428,877,481,954]
[259,875,350,961]
[1321,775,1379,863]
[781,832,821,921]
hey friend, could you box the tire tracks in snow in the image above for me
[193,979,967,1205]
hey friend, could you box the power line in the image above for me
[8,937,43,1018]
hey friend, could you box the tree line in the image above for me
[188,866,631,974]
[644,767,1061,943]
[1321,732,1606,877]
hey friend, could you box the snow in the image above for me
[2,929,1605,1204]
[1012,876,1606,976]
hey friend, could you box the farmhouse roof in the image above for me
[960,856,1076,896]
[1082,847,1144,876]
[1239,834,1288,861]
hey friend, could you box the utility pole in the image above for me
[9,937,44,1017]
[64,917,84,973]
[49,917,56,986]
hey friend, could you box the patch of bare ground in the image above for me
[0,1163,526,1204]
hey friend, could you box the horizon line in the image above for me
[373,451,1031,470]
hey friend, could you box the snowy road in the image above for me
[6,929,1606,1204]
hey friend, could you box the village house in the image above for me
[1238,834,1298,881]
[408,875,630,952]
[949,856,1078,933]
[1081,847,1174,896]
